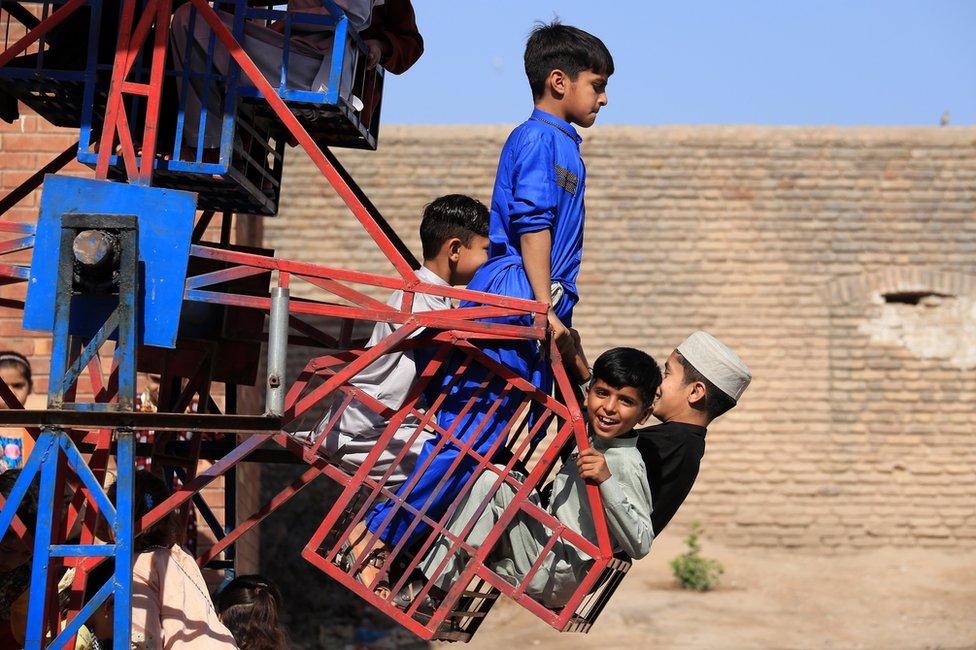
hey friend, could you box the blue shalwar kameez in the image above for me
[366,109,587,546]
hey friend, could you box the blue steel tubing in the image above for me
[24,431,61,648]
[0,436,44,538]
[48,577,114,649]
[278,7,290,94]
[171,0,197,162]
[221,0,245,166]
[112,429,136,648]
[220,453,237,587]
[46,227,77,409]
[49,544,116,557]
[78,0,107,162]
[196,5,218,162]
[220,384,237,586]
[60,312,122,396]
[326,14,347,105]
[58,433,118,523]
[116,222,139,409]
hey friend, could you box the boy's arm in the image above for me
[578,449,654,559]
[521,230,572,353]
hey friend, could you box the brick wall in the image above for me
[265,125,976,550]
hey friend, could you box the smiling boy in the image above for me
[411,347,660,609]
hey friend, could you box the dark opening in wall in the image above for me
[882,291,953,306]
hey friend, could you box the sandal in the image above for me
[393,578,438,623]
[338,541,391,599]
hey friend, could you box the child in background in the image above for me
[357,21,613,588]
[217,574,287,650]
[110,471,238,649]
[0,352,35,471]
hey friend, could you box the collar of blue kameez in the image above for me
[530,108,583,146]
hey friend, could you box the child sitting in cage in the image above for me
[289,194,489,486]
[402,347,659,611]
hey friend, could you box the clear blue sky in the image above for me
[381,1,975,125]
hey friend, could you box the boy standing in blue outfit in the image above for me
[349,22,613,592]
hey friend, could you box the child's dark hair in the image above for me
[419,194,489,259]
[0,468,39,539]
[591,347,661,407]
[676,352,737,420]
[108,470,179,552]
[217,574,286,650]
[524,21,614,101]
[0,350,32,387]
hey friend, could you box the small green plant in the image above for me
[670,521,724,591]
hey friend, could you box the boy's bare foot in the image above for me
[345,521,391,599]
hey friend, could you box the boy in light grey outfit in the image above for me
[414,347,660,608]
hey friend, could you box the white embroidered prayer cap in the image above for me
[676,331,751,402]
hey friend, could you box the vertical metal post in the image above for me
[116,224,140,411]
[47,225,79,409]
[223,383,238,586]
[112,428,135,644]
[265,286,289,416]
[24,431,58,648]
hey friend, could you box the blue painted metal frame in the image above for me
[10,428,137,649]
[44,212,140,410]
[23,176,197,349]
[10,207,144,648]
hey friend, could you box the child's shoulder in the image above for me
[607,441,648,472]
[505,116,559,150]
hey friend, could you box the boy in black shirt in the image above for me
[637,331,751,535]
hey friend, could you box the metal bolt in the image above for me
[72,229,115,267]
[268,374,281,388]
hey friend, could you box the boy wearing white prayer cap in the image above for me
[636,331,751,536]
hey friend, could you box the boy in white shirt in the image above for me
[292,194,489,484]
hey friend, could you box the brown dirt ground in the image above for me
[437,533,976,650]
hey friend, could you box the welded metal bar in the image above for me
[95,0,138,178]
[185,264,268,290]
[0,435,44,541]
[135,0,172,183]
[191,211,216,242]
[2,1,40,29]
[287,323,418,422]
[48,579,113,650]
[112,429,135,647]
[188,244,545,316]
[265,286,289,416]
[0,409,282,431]
[24,431,59,648]
[47,225,78,409]
[50,544,116,557]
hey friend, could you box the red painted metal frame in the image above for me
[95,0,173,184]
[292,336,626,640]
